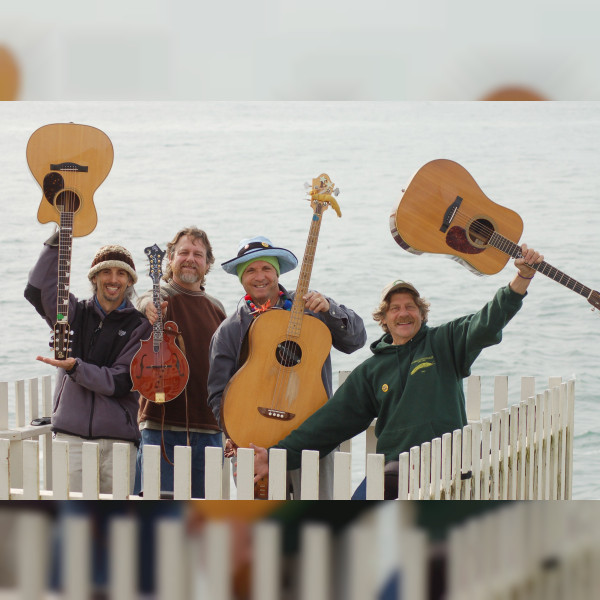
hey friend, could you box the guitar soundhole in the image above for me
[55,189,81,213]
[275,340,302,367]
[467,218,494,247]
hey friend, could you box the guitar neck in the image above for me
[152,280,163,351]
[57,211,74,322]
[288,205,324,336]
[489,232,594,299]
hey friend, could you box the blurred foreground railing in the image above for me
[0,502,598,599]
[0,374,574,500]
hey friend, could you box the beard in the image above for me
[174,263,201,284]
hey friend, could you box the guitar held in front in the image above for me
[390,159,600,310]
[26,122,114,359]
[222,174,342,498]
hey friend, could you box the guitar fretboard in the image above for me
[152,279,163,352]
[57,210,74,321]
[287,205,324,338]
[489,232,593,299]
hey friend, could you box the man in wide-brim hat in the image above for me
[207,235,367,499]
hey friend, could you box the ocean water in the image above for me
[1,101,599,498]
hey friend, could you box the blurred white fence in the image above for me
[0,374,574,500]
[0,502,598,599]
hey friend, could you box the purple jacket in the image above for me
[25,242,152,442]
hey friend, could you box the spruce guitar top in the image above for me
[27,122,114,358]
[391,159,600,310]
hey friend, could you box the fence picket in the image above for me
[0,439,9,500]
[142,443,161,500]
[366,453,385,500]
[441,433,452,500]
[268,448,287,500]
[237,447,255,500]
[81,442,99,499]
[112,442,131,500]
[480,419,491,501]
[174,445,192,499]
[300,450,320,500]
[461,425,472,500]
[420,442,431,500]
[490,413,500,500]
[22,439,39,500]
[518,402,527,499]
[333,451,352,500]
[470,422,481,500]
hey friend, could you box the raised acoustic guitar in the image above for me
[390,158,600,310]
[26,123,114,359]
[222,174,342,452]
[130,244,190,403]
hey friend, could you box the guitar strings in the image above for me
[270,222,320,412]
[436,206,590,295]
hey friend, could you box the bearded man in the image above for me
[134,226,226,498]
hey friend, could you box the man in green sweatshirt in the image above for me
[251,243,543,498]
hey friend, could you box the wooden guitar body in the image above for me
[131,321,190,404]
[223,309,332,449]
[391,158,600,310]
[27,122,114,237]
[130,243,190,403]
[391,159,524,275]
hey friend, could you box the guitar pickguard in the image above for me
[446,226,486,255]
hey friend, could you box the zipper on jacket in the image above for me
[89,320,103,353]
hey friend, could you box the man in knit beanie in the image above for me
[25,231,152,495]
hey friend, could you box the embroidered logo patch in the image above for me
[381,384,389,392]
[118,330,127,336]
[410,355,435,376]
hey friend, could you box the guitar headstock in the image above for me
[145,243,166,285]
[305,173,342,217]
[588,290,600,311]
[53,322,72,360]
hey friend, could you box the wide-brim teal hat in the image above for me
[221,235,298,276]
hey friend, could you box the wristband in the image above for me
[518,272,534,280]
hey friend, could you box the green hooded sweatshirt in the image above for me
[272,285,525,468]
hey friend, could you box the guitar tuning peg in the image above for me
[303,182,311,190]
[332,187,340,197]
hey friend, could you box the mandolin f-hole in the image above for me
[275,339,302,367]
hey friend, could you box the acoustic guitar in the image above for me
[27,123,114,359]
[222,174,342,452]
[391,159,600,310]
[130,244,190,403]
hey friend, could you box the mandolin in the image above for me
[390,158,600,309]
[26,123,114,359]
[130,244,190,403]
[222,174,342,453]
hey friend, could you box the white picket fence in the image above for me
[446,502,600,600]
[0,502,598,599]
[0,374,575,500]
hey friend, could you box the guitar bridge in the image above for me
[257,407,295,421]
[440,196,462,232]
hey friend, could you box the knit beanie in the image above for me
[87,245,138,284]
